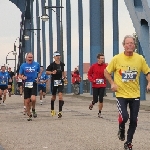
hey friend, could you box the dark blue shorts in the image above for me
[38,85,46,93]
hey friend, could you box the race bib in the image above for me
[25,82,33,88]
[96,79,104,84]
[18,78,22,82]
[54,80,62,86]
[122,71,137,82]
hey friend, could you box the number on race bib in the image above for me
[122,71,137,82]
[96,79,104,84]
[25,82,33,88]
[54,80,62,86]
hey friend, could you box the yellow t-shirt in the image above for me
[106,52,150,98]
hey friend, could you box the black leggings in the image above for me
[116,97,140,143]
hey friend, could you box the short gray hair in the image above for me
[25,52,33,59]
[122,35,135,45]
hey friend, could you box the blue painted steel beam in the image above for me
[36,0,41,65]
[124,0,150,66]
[24,19,31,54]
[20,13,25,64]
[41,0,46,70]
[56,0,61,55]
[25,0,31,19]
[140,20,150,65]
[31,0,34,54]
[9,0,26,12]
[90,0,103,94]
[138,40,146,100]
[100,0,104,54]
[134,0,142,6]
[66,0,71,93]
[140,20,149,100]
[24,0,31,55]
[60,0,64,63]
[48,0,53,63]
[90,0,102,64]
[78,0,83,94]
[112,0,119,97]
[113,0,119,56]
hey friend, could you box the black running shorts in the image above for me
[8,82,12,86]
[17,82,23,87]
[0,85,8,91]
[51,80,64,95]
[24,82,37,99]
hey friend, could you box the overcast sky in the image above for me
[0,0,135,71]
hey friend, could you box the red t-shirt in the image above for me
[88,63,107,88]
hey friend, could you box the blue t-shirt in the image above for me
[19,61,40,82]
[0,71,10,86]
[38,72,49,87]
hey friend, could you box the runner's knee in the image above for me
[130,117,138,127]
[58,93,63,100]
[51,95,56,100]
[31,95,36,101]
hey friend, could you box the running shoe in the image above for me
[32,109,37,118]
[40,100,43,105]
[23,108,26,115]
[124,142,133,150]
[58,112,62,118]
[98,113,102,118]
[89,103,93,110]
[27,114,32,121]
[118,128,125,141]
[51,110,56,116]
[9,92,11,97]
[1,102,6,106]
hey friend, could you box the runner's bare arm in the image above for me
[104,69,114,85]
[146,73,150,91]
[18,74,26,80]
[62,71,66,78]
[146,73,150,82]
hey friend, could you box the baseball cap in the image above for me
[53,51,60,57]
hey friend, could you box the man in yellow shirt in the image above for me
[104,35,150,150]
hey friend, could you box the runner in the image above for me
[0,66,10,105]
[17,75,23,97]
[46,51,66,118]
[7,67,15,97]
[104,35,150,150]
[88,53,107,118]
[19,53,41,121]
[72,67,81,95]
[38,66,49,105]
